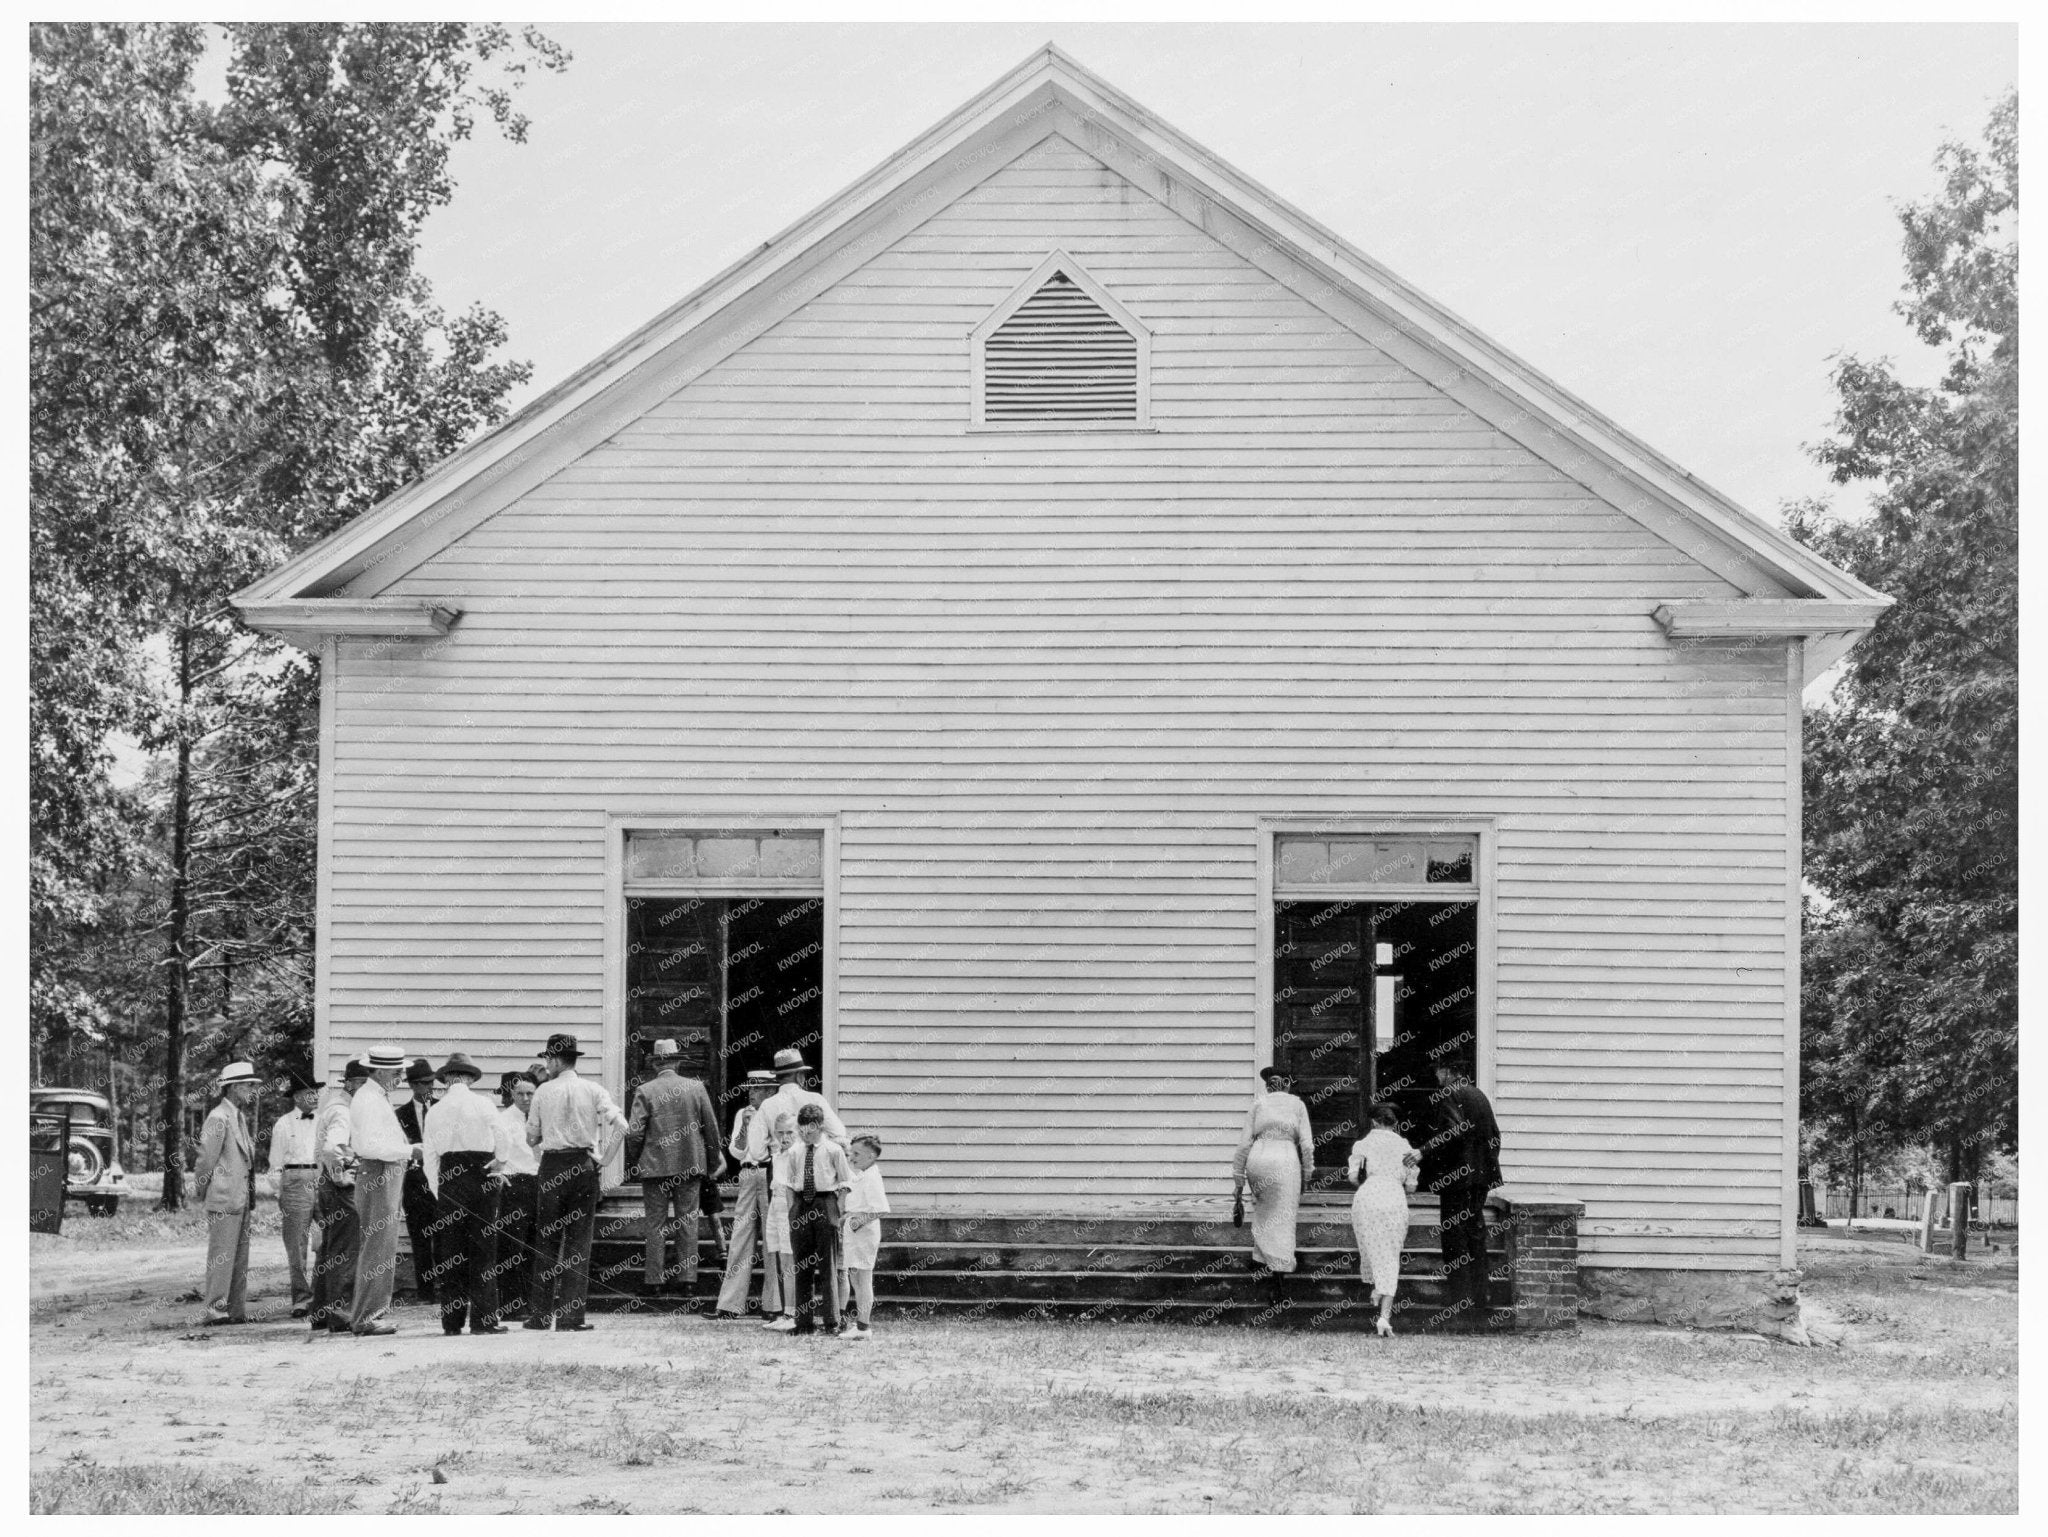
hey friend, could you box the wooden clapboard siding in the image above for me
[322,132,1794,1269]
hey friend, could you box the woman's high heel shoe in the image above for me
[1375,1316,1393,1337]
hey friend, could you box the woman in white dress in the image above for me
[1348,1102,1419,1336]
[1232,1068,1316,1274]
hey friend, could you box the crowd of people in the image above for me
[192,1038,888,1341]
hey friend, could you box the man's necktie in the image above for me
[803,1145,816,1195]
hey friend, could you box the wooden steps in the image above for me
[570,1199,1514,1332]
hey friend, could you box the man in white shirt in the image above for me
[760,1049,849,1310]
[309,1058,368,1334]
[760,1048,850,1151]
[523,1033,627,1331]
[267,1072,323,1317]
[488,1071,540,1324]
[421,1052,516,1336]
[347,1045,421,1336]
[712,1069,782,1319]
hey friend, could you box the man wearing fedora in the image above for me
[524,1033,628,1331]
[310,1056,370,1333]
[625,1038,724,1302]
[759,1048,850,1312]
[422,1052,516,1336]
[194,1061,260,1325]
[712,1069,783,1319]
[394,1057,441,1303]
[349,1045,422,1336]
[266,1069,324,1318]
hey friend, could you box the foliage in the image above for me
[1788,87,2018,1183]
[29,23,566,1182]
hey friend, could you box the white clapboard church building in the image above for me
[235,48,1887,1330]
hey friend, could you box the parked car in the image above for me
[28,1088,127,1215]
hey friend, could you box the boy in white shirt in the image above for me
[757,1112,799,1333]
[838,1134,889,1339]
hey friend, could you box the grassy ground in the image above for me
[27,1225,2016,1514]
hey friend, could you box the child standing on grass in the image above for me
[758,1112,799,1333]
[839,1134,890,1339]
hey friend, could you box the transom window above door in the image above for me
[1275,833,1477,894]
[625,828,823,888]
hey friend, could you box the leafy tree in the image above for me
[30,22,566,1205]
[1788,87,2018,1194]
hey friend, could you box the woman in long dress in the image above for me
[1232,1068,1316,1274]
[1348,1102,1420,1336]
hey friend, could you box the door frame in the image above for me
[603,815,842,1144]
[1254,814,1498,1098]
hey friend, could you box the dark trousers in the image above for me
[488,1172,538,1322]
[1437,1182,1493,1321]
[428,1153,500,1333]
[529,1149,600,1328]
[402,1164,438,1299]
[641,1173,702,1287]
[790,1190,843,1335]
[309,1174,359,1330]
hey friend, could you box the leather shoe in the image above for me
[471,1324,507,1335]
[566,1322,595,1331]
[354,1322,397,1336]
[521,1318,550,1331]
[290,1306,309,1319]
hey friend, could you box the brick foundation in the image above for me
[1489,1191,1584,1331]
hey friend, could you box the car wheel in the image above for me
[66,1139,104,1186]
[87,1196,117,1217]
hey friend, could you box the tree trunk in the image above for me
[158,627,194,1211]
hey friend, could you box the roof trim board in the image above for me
[232,45,1888,644]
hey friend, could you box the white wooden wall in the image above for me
[325,133,1792,1270]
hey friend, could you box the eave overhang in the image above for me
[1653,599,1892,686]
[233,597,459,654]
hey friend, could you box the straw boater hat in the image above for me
[437,1052,484,1083]
[365,1044,405,1071]
[216,1061,260,1087]
[742,1069,778,1091]
[650,1038,683,1062]
[543,1032,581,1061]
[404,1056,437,1085]
[771,1048,808,1077]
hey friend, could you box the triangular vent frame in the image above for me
[969,251,1151,429]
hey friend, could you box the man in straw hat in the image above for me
[194,1061,261,1325]
[310,1057,370,1333]
[523,1033,627,1331]
[712,1069,784,1319]
[266,1068,324,1318]
[422,1052,517,1335]
[625,1038,724,1303]
[348,1045,422,1336]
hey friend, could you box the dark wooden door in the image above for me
[1273,901,1372,1191]
[625,895,721,1113]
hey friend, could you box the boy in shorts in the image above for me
[838,1134,890,1338]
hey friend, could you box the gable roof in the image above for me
[233,44,1888,682]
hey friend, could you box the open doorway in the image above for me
[1272,898,1478,1193]
[624,894,825,1145]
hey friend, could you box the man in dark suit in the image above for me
[625,1037,725,1303]
[394,1057,440,1302]
[1430,1064,1504,1327]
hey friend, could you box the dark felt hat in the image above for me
[771,1047,808,1076]
[405,1057,437,1084]
[437,1052,484,1082]
[544,1032,581,1060]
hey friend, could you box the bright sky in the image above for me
[399,22,2012,526]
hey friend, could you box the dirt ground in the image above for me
[27,1214,2019,1514]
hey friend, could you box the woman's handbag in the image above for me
[1231,1188,1245,1228]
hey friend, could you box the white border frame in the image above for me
[1255,815,1499,1097]
[968,248,1153,431]
[603,816,841,1117]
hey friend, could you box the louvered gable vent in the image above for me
[973,257,1148,427]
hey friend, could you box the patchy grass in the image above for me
[30,1198,284,1253]
[28,1231,2018,1513]
[30,1458,357,1515]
